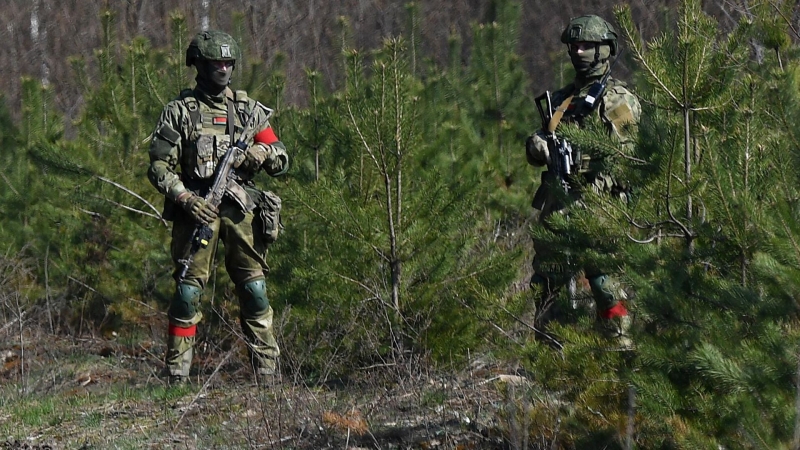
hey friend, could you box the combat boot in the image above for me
[244,327,281,387]
[164,322,197,384]
[251,354,282,387]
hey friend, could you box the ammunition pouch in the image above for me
[254,190,283,243]
[225,180,257,212]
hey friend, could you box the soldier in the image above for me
[525,15,641,348]
[147,30,289,384]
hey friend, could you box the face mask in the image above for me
[196,60,234,92]
[569,44,611,77]
[570,50,596,73]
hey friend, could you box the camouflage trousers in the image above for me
[529,171,631,328]
[170,199,271,287]
[164,199,279,378]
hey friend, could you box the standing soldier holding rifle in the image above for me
[147,30,289,384]
[525,15,640,349]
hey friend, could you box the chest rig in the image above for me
[553,78,621,126]
[179,89,251,183]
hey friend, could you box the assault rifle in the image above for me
[176,107,262,283]
[535,91,574,194]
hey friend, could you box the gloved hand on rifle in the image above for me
[233,144,271,172]
[178,192,218,225]
[234,143,288,175]
[525,131,551,166]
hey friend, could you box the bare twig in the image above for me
[0,310,25,335]
[0,169,20,197]
[45,244,54,334]
[95,176,168,227]
[173,349,234,431]
[90,194,165,223]
[499,304,564,352]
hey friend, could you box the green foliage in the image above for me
[5,1,800,446]
[275,36,521,376]
[516,0,800,446]
[420,0,537,217]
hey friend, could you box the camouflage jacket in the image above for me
[147,86,289,205]
[526,76,641,187]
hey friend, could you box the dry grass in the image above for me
[0,319,545,449]
[0,253,576,449]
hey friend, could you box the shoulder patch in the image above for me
[156,123,181,144]
[603,83,640,125]
[606,103,635,127]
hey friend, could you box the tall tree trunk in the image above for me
[201,0,210,30]
[31,0,49,87]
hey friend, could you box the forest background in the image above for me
[3,0,800,448]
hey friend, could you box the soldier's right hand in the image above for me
[182,194,219,225]
[525,132,550,166]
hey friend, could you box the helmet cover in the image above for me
[560,15,618,56]
[185,30,241,67]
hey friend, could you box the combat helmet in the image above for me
[185,30,241,67]
[560,15,618,56]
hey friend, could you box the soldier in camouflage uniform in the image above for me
[147,30,289,383]
[525,15,641,348]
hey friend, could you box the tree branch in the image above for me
[95,176,167,227]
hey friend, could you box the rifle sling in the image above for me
[227,98,236,142]
[547,93,574,133]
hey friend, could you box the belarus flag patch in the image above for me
[212,117,227,125]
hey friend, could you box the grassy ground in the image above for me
[0,328,528,449]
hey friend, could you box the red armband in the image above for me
[168,323,197,337]
[254,127,279,145]
[600,302,628,319]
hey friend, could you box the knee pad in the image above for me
[238,278,270,317]
[169,283,202,322]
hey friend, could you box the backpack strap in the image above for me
[227,97,236,142]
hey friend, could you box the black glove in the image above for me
[181,194,218,225]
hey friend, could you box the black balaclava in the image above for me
[195,59,234,95]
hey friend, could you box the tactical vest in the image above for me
[178,88,253,184]
[550,77,632,194]
[555,77,625,126]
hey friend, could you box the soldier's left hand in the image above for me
[526,132,550,166]
[234,145,271,172]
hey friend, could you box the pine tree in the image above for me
[421,0,538,220]
[2,11,193,332]
[515,1,800,446]
[273,35,521,377]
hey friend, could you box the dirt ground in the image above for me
[0,331,535,450]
